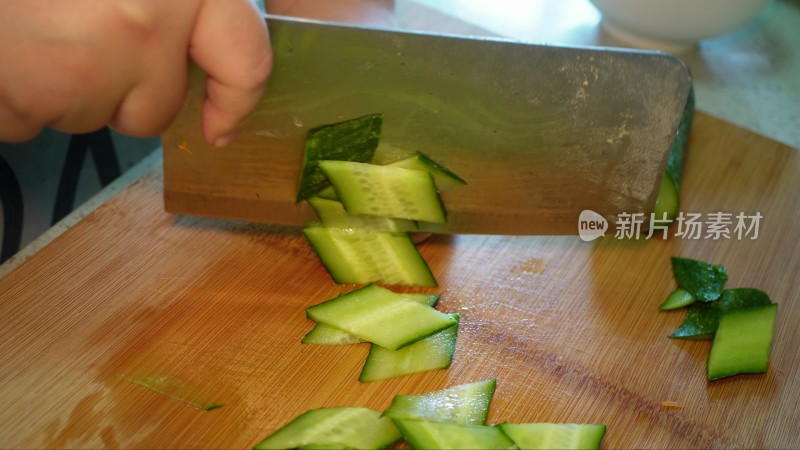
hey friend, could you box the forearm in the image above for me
[265,0,396,27]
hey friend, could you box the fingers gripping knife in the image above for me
[162,15,692,235]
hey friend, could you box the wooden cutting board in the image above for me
[0,112,798,449]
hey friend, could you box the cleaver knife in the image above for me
[161,15,692,235]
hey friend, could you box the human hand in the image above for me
[0,0,272,147]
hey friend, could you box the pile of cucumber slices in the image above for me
[297,114,465,287]
[296,115,465,381]
[254,379,606,450]
[303,284,459,382]
[273,114,606,449]
[661,257,778,380]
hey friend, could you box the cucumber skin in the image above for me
[671,257,728,302]
[295,114,382,202]
[669,288,773,340]
[666,87,694,193]
[387,152,467,192]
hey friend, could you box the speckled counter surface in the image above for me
[2,0,797,275]
[679,1,800,150]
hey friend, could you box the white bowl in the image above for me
[588,0,771,53]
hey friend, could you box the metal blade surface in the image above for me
[162,15,692,234]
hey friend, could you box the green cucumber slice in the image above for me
[308,196,418,232]
[296,444,348,450]
[387,152,467,192]
[318,160,447,224]
[707,303,778,380]
[406,293,442,307]
[302,294,440,345]
[305,285,456,350]
[304,225,437,287]
[301,323,364,346]
[670,288,773,339]
[119,374,223,411]
[498,423,607,450]
[653,172,679,222]
[359,314,459,382]
[316,185,340,201]
[383,379,496,425]
[671,257,728,302]
[651,88,692,225]
[296,114,382,202]
[659,288,696,311]
[393,419,514,450]
[253,406,401,450]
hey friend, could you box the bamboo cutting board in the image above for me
[0,112,798,449]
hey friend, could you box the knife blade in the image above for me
[161,15,692,235]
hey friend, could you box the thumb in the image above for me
[190,0,272,147]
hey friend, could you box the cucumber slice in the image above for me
[383,379,496,425]
[296,114,382,202]
[653,172,679,222]
[359,314,459,382]
[387,152,467,192]
[302,294,440,345]
[671,257,728,302]
[668,301,719,340]
[707,303,778,380]
[253,406,401,450]
[393,419,514,450]
[301,323,364,346]
[654,88,692,224]
[670,288,773,339]
[119,374,223,411]
[498,423,607,450]
[308,196,418,233]
[658,287,696,311]
[318,160,447,224]
[305,285,456,350]
[316,185,340,201]
[296,444,348,450]
[304,225,437,287]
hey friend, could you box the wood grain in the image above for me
[0,112,798,449]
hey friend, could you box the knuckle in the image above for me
[236,51,273,91]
